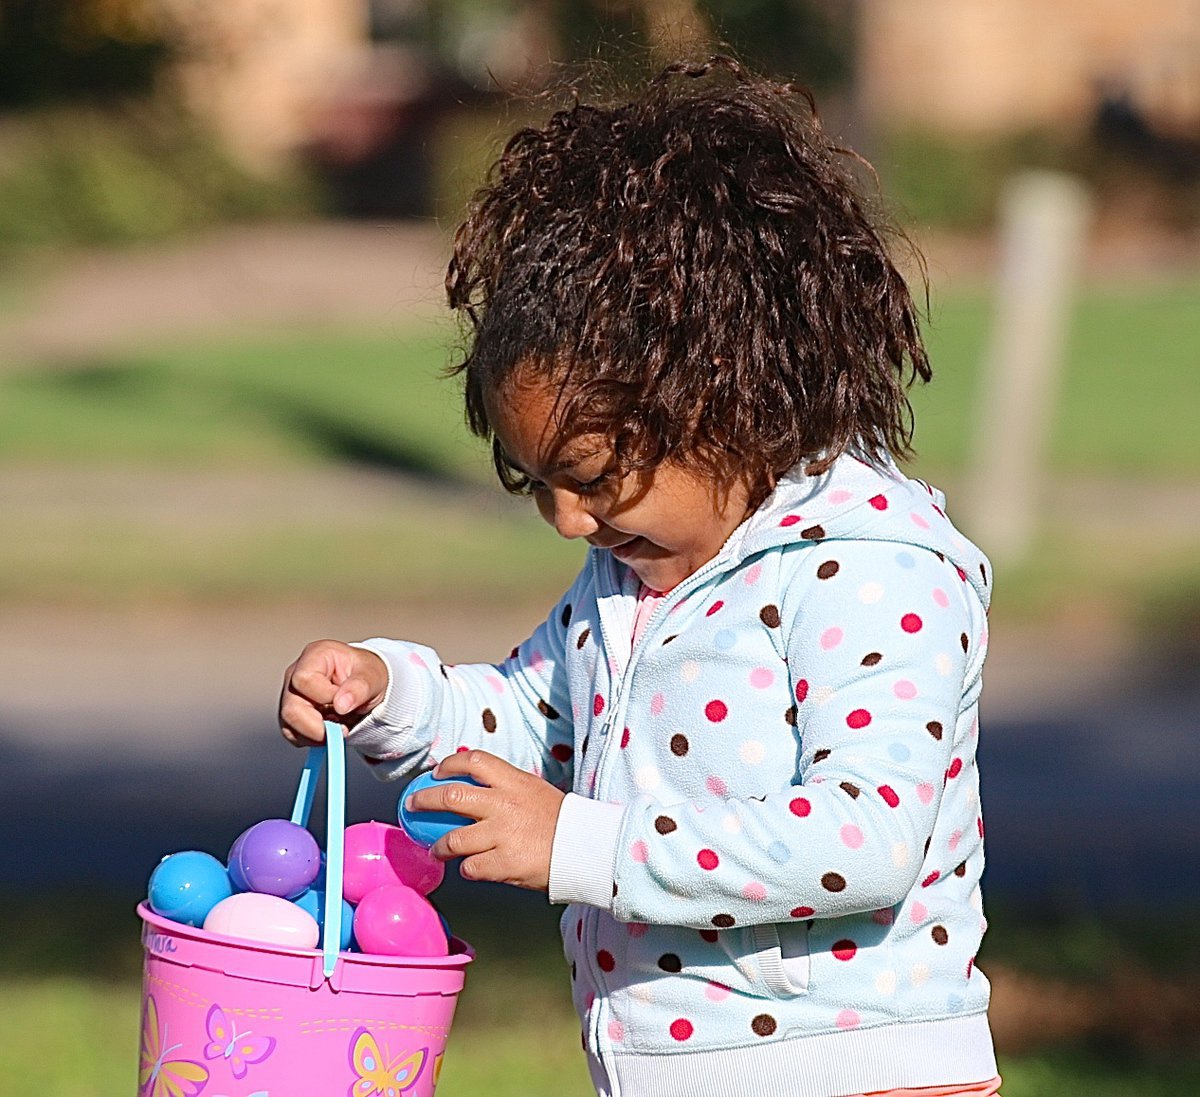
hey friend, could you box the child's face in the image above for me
[487,372,751,592]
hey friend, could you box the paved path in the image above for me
[3,591,1198,910]
[0,220,448,362]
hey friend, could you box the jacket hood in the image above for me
[727,454,992,611]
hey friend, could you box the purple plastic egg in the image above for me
[227,818,320,899]
[353,883,448,957]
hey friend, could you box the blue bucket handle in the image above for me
[289,721,346,980]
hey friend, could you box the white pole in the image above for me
[965,170,1094,565]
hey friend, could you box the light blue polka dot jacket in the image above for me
[351,454,998,1097]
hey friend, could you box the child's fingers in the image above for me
[278,694,329,746]
[456,848,506,884]
[289,663,340,706]
[278,657,335,746]
[432,820,494,865]
[405,779,490,821]
[432,748,512,785]
[331,675,377,716]
[277,641,386,746]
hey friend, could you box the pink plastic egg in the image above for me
[341,821,444,902]
[353,883,448,957]
[203,892,320,950]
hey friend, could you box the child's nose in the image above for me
[546,489,599,540]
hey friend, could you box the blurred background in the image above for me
[1,2,1198,1094]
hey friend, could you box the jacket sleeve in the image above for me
[554,541,983,927]
[344,569,586,790]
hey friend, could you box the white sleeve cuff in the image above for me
[343,639,432,763]
[548,794,624,909]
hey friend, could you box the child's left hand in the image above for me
[406,749,566,892]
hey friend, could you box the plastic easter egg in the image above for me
[293,886,355,951]
[398,771,481,849]
[342,820,444,902]
[147,850,233,927]
[203,892,320,949]
[352,883,448,957]
[227,818,320,899]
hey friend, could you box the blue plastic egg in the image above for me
[293,885,355,950]
[148,850,233,927]
[398,771,481,849]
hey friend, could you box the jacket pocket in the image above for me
[740,922,811,998]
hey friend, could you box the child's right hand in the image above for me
[278,640,388,746]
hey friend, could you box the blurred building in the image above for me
[154,0,1200,209]
[860,0,1200,134]
[162,0,372,170]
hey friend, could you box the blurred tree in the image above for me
[699,0,852,89]
[0,0,171,109]
[419,0,852,92]
[553,0,852,88]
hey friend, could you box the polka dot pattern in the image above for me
[704,699,728,722]
[751,1014,777,1036]
[479,464,995,1056]
[669,1019,693,1041]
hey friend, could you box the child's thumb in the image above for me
[332,676,376,716]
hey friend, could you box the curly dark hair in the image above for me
[446,55,930,503]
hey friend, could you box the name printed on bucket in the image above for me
[146,933,178,956]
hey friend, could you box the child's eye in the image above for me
[574,472,611,496]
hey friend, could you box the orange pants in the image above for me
[861,1078,1002,1097]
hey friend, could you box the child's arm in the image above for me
[279,570,585,789]
[550,542,985,928]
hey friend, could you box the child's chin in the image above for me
[630,560,688,594]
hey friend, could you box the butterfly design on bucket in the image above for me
[203,1004,276,1080]
[139,994,211,1097]
[348,1027,428,1097]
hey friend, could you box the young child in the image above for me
[279,57,1001,1097]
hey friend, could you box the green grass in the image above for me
[0,275,1197,608]
[909,277,1200,478]
[0,326,482,474]
[2,277,1198,477]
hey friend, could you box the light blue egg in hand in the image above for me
[398,771,482,849]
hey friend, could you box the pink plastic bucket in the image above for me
[137,727,472,1096]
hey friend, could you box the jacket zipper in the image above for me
[580,544,743,1068]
